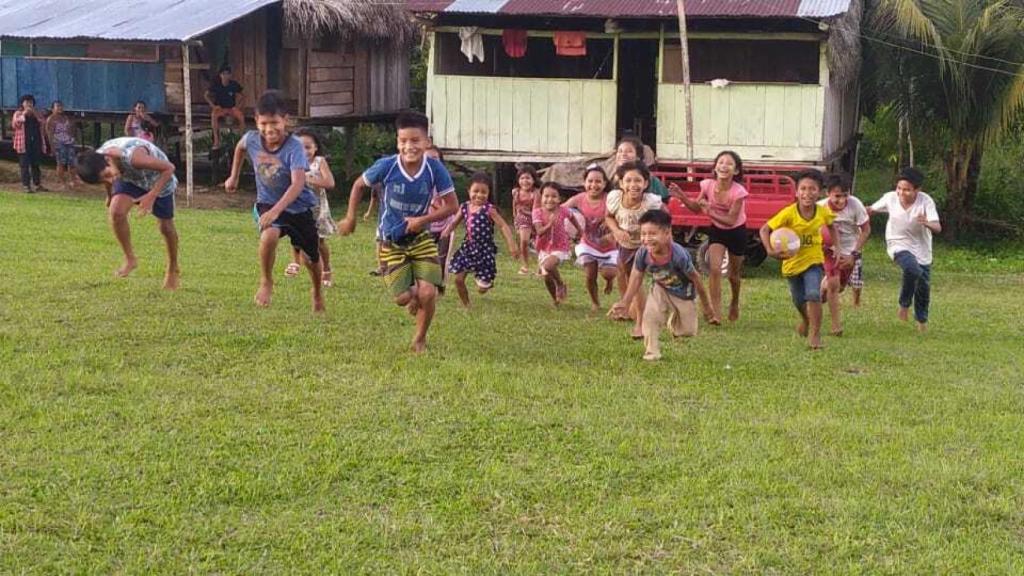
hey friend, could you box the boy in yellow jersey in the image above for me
[759,170,839,349]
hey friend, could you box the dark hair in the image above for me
[539,181,562,198]
[51,100,63,109]
[256,90,289,117]
[639,209,672,229]
[714,150,744,181]
[294,127,324,157]
[395,111,429,133]
[615,160,651,185]
[76,151,108,184]
[20,94,35,106]
[425,143,444,161]
[134,100,146,108]
[583,163,609,188]
[469,171,492,196]
[617,135,644,159]
[794,169,825,189]
[824,172,852,193]
[516,164,538,185]
[897,166,925,189]
[219,65,232,74]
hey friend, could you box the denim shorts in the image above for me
[787,264,824,309]
[113,180,175,220]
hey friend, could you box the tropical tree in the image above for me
[867,0,1024,237]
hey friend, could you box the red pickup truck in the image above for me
[652,163,801,270]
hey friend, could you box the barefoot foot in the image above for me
[312,290,325,314]
[163,270,181,291]
[254,283,273,307]
[796,322,808,337]
[115,258,138,278]
[808,334,822,349]
[898,307,910,322]
[410,338,427,354]
[916,321,927,333]
[728,302,740,322]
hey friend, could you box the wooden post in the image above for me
[675,0,694,163]
[182,43,194,206]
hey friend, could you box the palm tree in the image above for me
[868,0,1024,237]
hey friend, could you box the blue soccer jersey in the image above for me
[362,155,455,242]
[244,130,317,214]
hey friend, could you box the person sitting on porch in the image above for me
[205,65,246,149]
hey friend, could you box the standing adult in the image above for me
[12,94,46,193]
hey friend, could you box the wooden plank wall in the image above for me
[229,9,267,112]
[656,83,825,162]
[369,42,409,114]
[429,75,616,154]
[307,42,356,118]
[1,56,164,112]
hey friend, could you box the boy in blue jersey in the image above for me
[338,111,457,353]
[225,91,323,312]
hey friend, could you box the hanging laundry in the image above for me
[502,29,528,58]
[553,31,587,57]
[459,27,485,63]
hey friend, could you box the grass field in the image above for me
[2,190,1023,574]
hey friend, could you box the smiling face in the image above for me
[541,186,561,210]
[396,126,428,168]
[714,153,738,181]
[468,181,490,206]
[620,169,648,203]
[896,179,920,206]
[518,172,535,191]
[796,177,821,208]
[615,141,639,167]
[584,170,607,199]
[299,135,317,161]
[133,102,146,115]
[640,221,672,253]
[827,186,849,211]
[256,113,287,148]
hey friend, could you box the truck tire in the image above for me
[745,233,767,267]
[697,238,730,276]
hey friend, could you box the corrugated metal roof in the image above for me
[0,0,280,42]
[409,0,852,18]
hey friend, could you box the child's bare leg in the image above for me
[826,276,842,335]
[795,303,809,337]
[707,243,725,323]
[584,261,600,311]
[454,272,471,307]
[255,228,281,307]
[303,255,325,313]
[518,229,532,272]
[807,301,823,348]
[362,192,377,220]
[158,217,180,290]
[853,287,862,307]
[546,262,566,304]
[631,290,646,339]
[540,256,560,304]
[411,280,437,353]
[108,194,138,277]
[727,254,744,322]
[602,266,616,295]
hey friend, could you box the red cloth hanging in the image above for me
[553,31,587,57]
[502,29,528,58]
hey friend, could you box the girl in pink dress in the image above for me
[511,165,539,275]
[676,150,748,324]
[533,182,581,306]
[563,164,619,312]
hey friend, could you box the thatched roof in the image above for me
[285,0,418,46]
[826,0,863,89]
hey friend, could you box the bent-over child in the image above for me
[611,210,712,361]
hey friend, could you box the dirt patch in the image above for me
[0,160,256,210]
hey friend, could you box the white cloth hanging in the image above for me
[459,27,485,63]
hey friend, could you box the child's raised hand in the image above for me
[224,176,238,194]
[667,182,684,199]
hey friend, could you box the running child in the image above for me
[533,182,581,306]
[45,100,76,190]
[759,169,838,349]
[819,173,870,335]
[611,210,712,361]
[441,172,519,307]
[284,128,337,287]
[337,111,457,353]
[867,167,941,332]
[563,163,619,312]
[224,91,323,312]
[512,165,539,274]
[674,150,748,324]
[75,137,180,290]
[605,160,665,337]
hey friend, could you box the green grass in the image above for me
[1,191,1023,574]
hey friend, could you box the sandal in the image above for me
[322,270,333,287]
[284,262,301,277]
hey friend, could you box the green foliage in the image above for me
[409,41,429,113]
[321,124,396,189]
[972,130,1024,238]
[1,193,1024,573]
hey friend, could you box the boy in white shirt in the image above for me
[819,173,870,335]
[868,167,942,331]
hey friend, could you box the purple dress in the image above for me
[448,202,498,286]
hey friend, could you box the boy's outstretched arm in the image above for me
[258,169,306,230]
[688,270,714,320]
[409,192,457,233]
[440,208,464,238]
[609,265,645,318]
[339,177,368,235]
[224,138,247,193]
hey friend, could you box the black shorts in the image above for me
[707,225,747,257]
[255,203,320,263]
